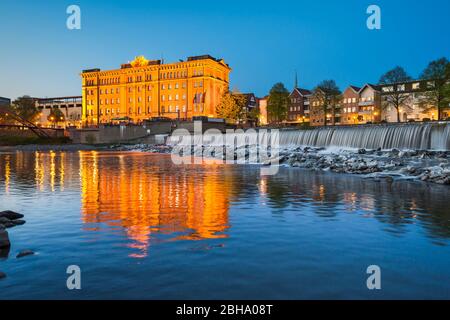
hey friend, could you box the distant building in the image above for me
[81,55,231,126]
[378,79,446,122]
[257,96,269,125]
[288,88,311,123]
[355,84,381,124]
[35,96,82,128]
[0,97,11,107]
[340,86,361,125]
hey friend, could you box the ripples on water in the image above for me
[0,151,449,299]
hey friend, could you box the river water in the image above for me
[0,151,449,299]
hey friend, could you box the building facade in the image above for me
[36,96,82,128]
[288,88,311,124]
[0,97,11,107]
[357,84,381,124]
[257,96,269,126]
[81,55,231,126]
[340,86,361,125]
[378,79,446,122]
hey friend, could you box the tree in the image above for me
[419,57,450,120]
[378,66,412,122]
[216,90,246,123]
[313,80,341,126]
[267,83,290,124]
[11,96,40,123]
[48,108,65,127]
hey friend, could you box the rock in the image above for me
[0,246,10,259]
[16,250,35,259]
[0,217,11,224]
[0,271,6,280]
[0,211,24,220]
[0,224,4,230]
[0,229,11,249]
[12,220,26,226]
[358,149,367,155]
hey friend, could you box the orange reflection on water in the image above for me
[79,152,231,258]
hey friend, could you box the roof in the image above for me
[291,87,312,96]
[359,83,381,92]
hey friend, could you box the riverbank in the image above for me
[0,144,101,152]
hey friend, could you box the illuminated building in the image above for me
[35,96,82,128]
[81,55,231,126]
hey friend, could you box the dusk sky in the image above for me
[0,0,449,99]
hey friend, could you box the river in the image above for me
[0,151,449,299]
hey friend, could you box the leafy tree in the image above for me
[419,57,450,120]
[48,108,65,127]
[267,83,290,124]
[313,80,341,126]
[247,106,260,125]
[216,90,246,123]
[11,96,40,123]
[378,66,412,122]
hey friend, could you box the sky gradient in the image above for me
[0,0,449,99]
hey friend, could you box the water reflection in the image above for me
[0,151,449,259]
[79,152,232,257]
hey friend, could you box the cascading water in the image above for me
[168,123,450,151]
[277,123,450,150]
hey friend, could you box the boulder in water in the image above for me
[0,229,10,249]
[16,250,35,259]
[0,211,24,220]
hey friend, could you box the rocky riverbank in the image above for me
[276,147,450,185]
[113,143,450,185]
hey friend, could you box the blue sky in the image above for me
[0,0,449,99]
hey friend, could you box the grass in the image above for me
[0,136,72,146]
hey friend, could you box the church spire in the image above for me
[294,70,298,89]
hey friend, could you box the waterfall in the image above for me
[168,123,450,151]
[278,123,450,150]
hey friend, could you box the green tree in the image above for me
[378,66,412,122]
[216,90,246,123]
[48,108,65,127]
[313,80,341,126]
[11,96,40,123]
[419,57,450,120]
[267,83,290,124]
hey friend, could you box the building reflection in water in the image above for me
[79,152,232,258]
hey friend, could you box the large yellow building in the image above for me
[81,55,231,126]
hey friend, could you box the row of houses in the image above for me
[258,78,449,126]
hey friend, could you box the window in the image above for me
[397,84,405,91]
[412,82,420,90]
[175,83,179,89]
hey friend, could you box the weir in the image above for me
[275,123,450,151]
[169,123,450,151]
